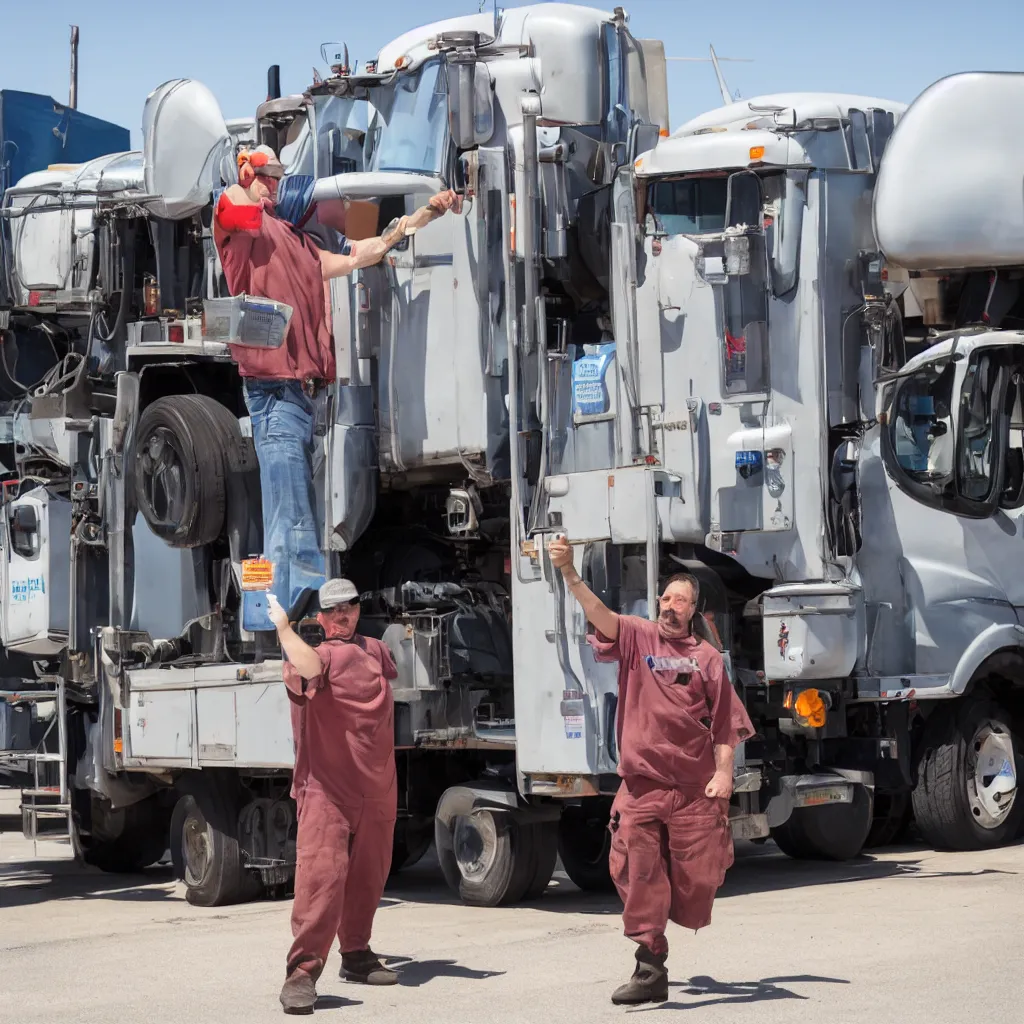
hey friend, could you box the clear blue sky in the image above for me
[3,0,1022,146]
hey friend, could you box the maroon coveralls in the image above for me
[589,617,754,956]
[283,634,399,982]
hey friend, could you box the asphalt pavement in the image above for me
[1,811,1021,1024]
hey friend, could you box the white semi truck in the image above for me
[1,3,1020,907]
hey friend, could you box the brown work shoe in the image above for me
[280,970,317,1014]
[610,946,669,1005]
[340,948,398,985]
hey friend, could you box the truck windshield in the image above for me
[371,60,449,176]
[647,176,728,235]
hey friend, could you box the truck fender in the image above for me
[948,622,1024,696]
[433,782,560,832]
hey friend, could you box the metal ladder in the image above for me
[0,675,72,849]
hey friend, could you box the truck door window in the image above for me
[890,362,956,486]
[723,172,769,394]
[884,349,1016,518]
[646,177,727,235]
[602,24,628,145]
[957,353,1000,502]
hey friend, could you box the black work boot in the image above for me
[340,948,398,985]
[280,970,317,1015]
[611,945,669,1006]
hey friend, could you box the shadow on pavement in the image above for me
[385,957,505,986]
[381,838,1019,914]
[314,995,362,1010]
[629,973,850,1012]
[0,859,177,909]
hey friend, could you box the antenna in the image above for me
[666,46,753,103]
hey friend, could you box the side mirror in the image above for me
[10,503,39,559]
[448,60,493,150]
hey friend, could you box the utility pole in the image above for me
[69,25,79,109]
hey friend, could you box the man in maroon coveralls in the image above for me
[548,536,755,1006]
[267,578,400,1014]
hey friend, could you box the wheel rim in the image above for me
[968,723,1018,829]
[182,808,213,886]
[452,811,498,882]
[138,427,191,531]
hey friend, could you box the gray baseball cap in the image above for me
[319,577,359,609]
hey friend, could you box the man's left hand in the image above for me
[705,770,733,800]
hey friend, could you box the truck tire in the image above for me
[770,783,873,861]
[520,820,559,901]
[135,395,243,548]
[557,803,615,892]
[389,816,433,875]
[170,791,261,907]
[79,794,170,873]
[435,806,535,907]
[864,790,912,849]
[912,697,1023,850]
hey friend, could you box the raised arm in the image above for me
[319,189,463,282]
[268,595,323,683]
[547,535,620,640]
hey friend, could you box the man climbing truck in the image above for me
[213,144,460,630]
[2,1,1022,909]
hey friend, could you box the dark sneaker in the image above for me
[280,970,317,1014]
[340,948,399,986]
[610,946,669,1006]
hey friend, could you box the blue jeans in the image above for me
[242,379,326,629]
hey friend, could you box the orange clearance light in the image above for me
[241,557,274,591]
[659,128,669,137]
[793,688,827,729]
[749,145,765,161]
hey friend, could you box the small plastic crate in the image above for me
[203,294,293,348]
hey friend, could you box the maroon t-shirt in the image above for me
[588,616,754,791]
[283,635,398,812]
[215,198,336,382]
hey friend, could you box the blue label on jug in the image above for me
[572,343,616,417]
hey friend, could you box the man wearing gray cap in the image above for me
[267,578,400,1014]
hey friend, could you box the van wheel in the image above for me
[135,394,246,548]
[170,790,261,907]
[912,698,1023,850]
[771,783,873,861]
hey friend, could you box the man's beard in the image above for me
[658,608,690,640]
[317,613,356,640]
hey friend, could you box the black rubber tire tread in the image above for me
[435,808,520,908]
[912,698,1024,851]
[557,804,616,892]
[81,796,170,874]
[864,790,913,849]
[134,394,240,548]
[770,783,873,861]
[170,788,261,907]
[520,820,559,901]
[389,817,433,876]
